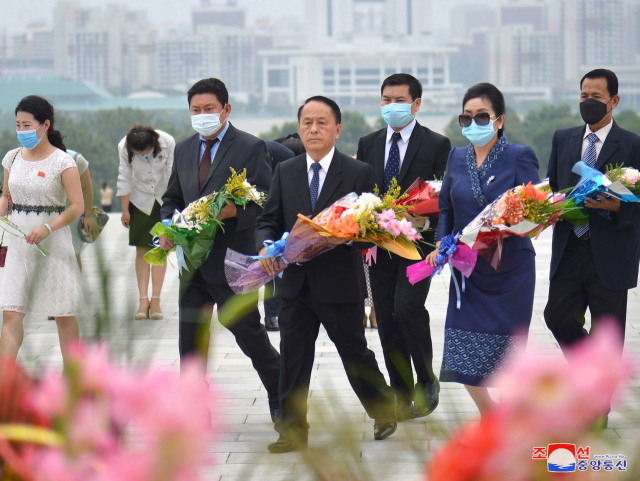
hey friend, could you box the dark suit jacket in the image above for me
[161,122,271,285]
[255,149,376,303]
[547,120,640,290]
[356,121,451,252]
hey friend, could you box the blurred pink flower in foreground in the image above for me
[25,343,218,481]
[427,320,634,481]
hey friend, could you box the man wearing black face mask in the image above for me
[545,69,640,362]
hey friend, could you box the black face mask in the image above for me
[580,98,611,125]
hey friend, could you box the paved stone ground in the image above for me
[1,216,639,480]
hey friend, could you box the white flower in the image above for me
[354,193,383,211]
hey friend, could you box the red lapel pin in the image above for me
[37,171,45,178]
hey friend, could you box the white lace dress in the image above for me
[0,148,87,316]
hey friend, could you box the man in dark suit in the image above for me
[261,140,296,332]
[545,68,640,355]
[255,96,397,453]
[356,74,451,420]
[160,78,281,421]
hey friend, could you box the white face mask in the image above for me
[191,108,226,137]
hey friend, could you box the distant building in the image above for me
[260,0,460,110]
[0,24,54,76]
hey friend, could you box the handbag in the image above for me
[76,207,110,243]
[0,231,6,268]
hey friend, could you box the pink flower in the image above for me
[376,208,396,223]
[552,193,566,203]
[29,369,69,418]
[386,219,403,237]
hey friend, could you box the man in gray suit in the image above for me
[160,78,281,421]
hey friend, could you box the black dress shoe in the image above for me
[265,316,279,331]
[413,381,439,418]
[268,433,308,453]
[396,400,414,422]
[373,403,397,440]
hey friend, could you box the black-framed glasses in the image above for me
[458,113,500,128]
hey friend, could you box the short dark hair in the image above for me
[187,78,229,106]
[580,68,619,97]
[381,73,423,102]
[462,82,506,138]
[297,95,341,125]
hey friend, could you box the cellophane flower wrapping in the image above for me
[459,180,559,271]
[396,177,442,218]
[144,168,266,269]
[225,217,348,295]
[225,186,424,294]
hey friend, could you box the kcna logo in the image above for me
[533,444,627,472]
[532,444,588,472]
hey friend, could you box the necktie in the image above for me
[573,132,599,238]
[199,138,219,190]
[384,132,402,193]
[310,162,322,211]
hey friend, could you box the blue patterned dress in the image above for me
[437,136,540,386]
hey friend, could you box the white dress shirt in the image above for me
[581,119,613,159]
[116,130,175,215]
[306,147,335,195]
[384,118,417,169]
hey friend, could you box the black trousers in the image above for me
[179,269,281,408]
[264,276,282,317]
[276,280,394,433]
[544,233,627,355]
[369,252,435,404]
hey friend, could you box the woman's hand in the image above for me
[159,237,174,251]
[121,211,131,228]
[426,241,441,267]
[26,225,50,245]
[84,214,100,237]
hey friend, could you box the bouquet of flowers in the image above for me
[225,181,425,295]
[144,168,266,271]
[605,164,640,194]
[395,177,442,218]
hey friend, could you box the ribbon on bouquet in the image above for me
[406,232,478,309]
[569,161,640,204]
[250,232,290,281]
[150,219,189,275]
[363,246,378,266]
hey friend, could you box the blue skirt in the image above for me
[439,247,535,387]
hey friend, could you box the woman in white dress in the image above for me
[117,125,174,320]
[0,95,86,364]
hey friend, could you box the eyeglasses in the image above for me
[458,113,500,128]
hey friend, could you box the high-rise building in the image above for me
[624,1,640,65]
[53,2,155,92]
[449,4,498,42]
[500,1,546,31]
[260,0,459,109]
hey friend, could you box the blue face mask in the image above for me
[461,119,497,147]
[16,124,44,150]
[381,100,416,128]
[138,152,152,159]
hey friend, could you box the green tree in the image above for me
[616,110,640,135]
[335,111,374,156]
[259,120,299,141]
[259,111,376,156]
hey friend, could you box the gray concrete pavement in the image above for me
[1,215,639,480]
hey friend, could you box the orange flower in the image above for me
[326,214,361,236]
[498,192,525,226]
[521,182,548,201]
[338,214,361,235]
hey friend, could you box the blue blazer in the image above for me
[438,142,540,258]
[547,120,640,290]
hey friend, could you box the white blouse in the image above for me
[116,130,175,215]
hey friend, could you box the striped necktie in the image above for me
[573,132,599,238]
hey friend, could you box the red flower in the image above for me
[426,414,504,481]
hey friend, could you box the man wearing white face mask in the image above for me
[356,73,451,421]
[160,78,281,423]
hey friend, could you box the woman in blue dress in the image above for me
[427,83,540,417]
